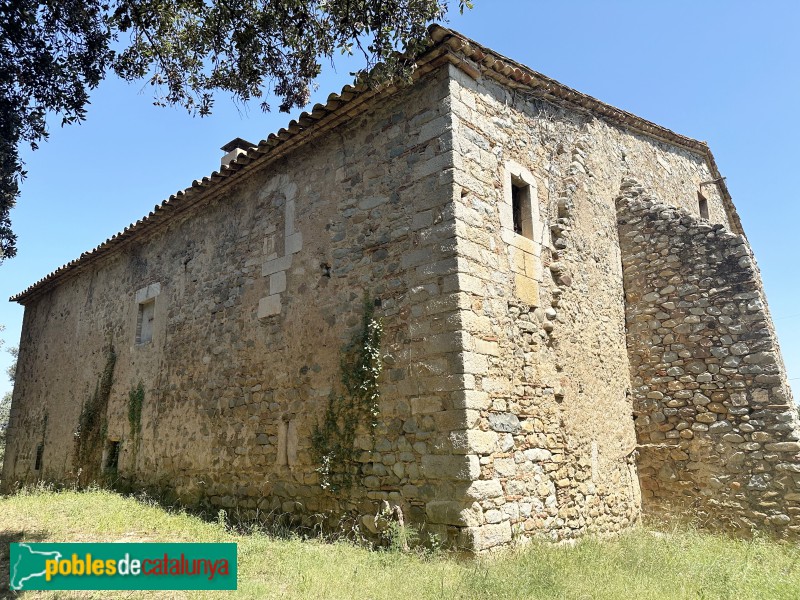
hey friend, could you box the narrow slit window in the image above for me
[698,192,709,220]
[511,178,532,239]
[34,444,44,471]
[102,440,120,473]
[136,299,155,344]
[276,416,298,467]
[512,184,523,235]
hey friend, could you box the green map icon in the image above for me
[10,543,63,590]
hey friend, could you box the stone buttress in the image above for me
[618,179,800,538]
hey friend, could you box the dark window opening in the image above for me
[512,183,524,235]
[511,178,533,239]
[103,440,120,473]
[698,192,709,220]
[34,444,44,471]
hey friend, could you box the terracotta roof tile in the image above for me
[10,25,739,304]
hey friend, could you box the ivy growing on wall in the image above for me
[311,296,384,491]
[128,382,144,438]
[72,345,116,485]
[127,381,145,469]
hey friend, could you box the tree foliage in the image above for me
[0,390,9,462]
[1,0,112,261]
[0,324,15,464]
[0,0,472,262]
[6,345,17,383]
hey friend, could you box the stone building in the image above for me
[3,26,798,550]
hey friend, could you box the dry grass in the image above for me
[1,487,799,599]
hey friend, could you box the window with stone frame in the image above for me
[501,161,542,248]
[136,299,155,344]
[698,191,709,220]
[134,283,161,345]
[501,162,544,306]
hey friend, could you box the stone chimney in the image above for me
[220,138,256,167]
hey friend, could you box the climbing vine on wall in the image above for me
[311,296,384,492]
[128,382,144,438]
[72,346,116,485]
[127,381,145,469]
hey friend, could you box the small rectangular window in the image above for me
[512,184,524,235]
[698,192,709,220]
[511,179,532,239]
[102,440,120,473]
[34,444,44,471]
[136,299,155,344]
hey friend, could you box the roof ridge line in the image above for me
[11,25,743,303]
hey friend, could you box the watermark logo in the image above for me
[10,543,237,590]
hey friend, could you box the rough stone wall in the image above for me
[5,54,791,550]
[618,179,800,538]
[445,62,736,549]
[2,65,479,547]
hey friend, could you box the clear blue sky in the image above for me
[1,0,799,403]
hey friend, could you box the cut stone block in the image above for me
[257,294,281,319]
[514,273,539,306]
[269,271,287,295]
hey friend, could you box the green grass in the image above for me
[1,487,799,599]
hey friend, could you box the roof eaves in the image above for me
[9,43,452,305]
[11,25,744,304]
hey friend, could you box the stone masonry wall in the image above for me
[618,179,800,538]
[3,64,480,547]
[6,50,789,551]
[444,59,735,549]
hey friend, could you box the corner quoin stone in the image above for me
[257,295,281,319]
[421,455,480,481]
